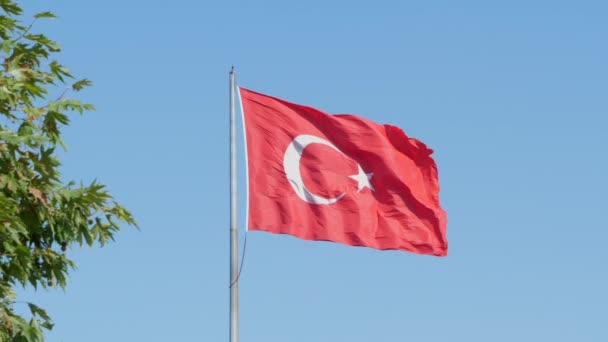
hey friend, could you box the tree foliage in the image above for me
[0,1,136,340]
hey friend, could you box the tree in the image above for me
[0,1,137,340]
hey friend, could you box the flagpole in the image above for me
[229,67,239,342]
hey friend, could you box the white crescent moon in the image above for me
[283,134,346,205]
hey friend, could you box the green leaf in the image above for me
[27,303,51,322]
[0,1,22,15]
[72,79,92,91]
[49,61,73,82]
[34,11,58,19]
[0,39,15,53]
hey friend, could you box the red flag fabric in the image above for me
[239,87,448,256]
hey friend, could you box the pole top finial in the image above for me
[231,66,235,74]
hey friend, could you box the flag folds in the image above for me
[240,88,448,256]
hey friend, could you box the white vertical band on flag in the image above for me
[237,86,250,231]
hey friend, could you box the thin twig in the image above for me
[13,19,38,43]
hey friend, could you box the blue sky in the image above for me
[13,1,608,341]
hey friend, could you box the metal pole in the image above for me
[229,67,239,342]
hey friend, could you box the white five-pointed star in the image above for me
[349,165,375,192]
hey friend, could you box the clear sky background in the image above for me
[13,1,608,341]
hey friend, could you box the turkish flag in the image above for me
[239,88,448,256]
